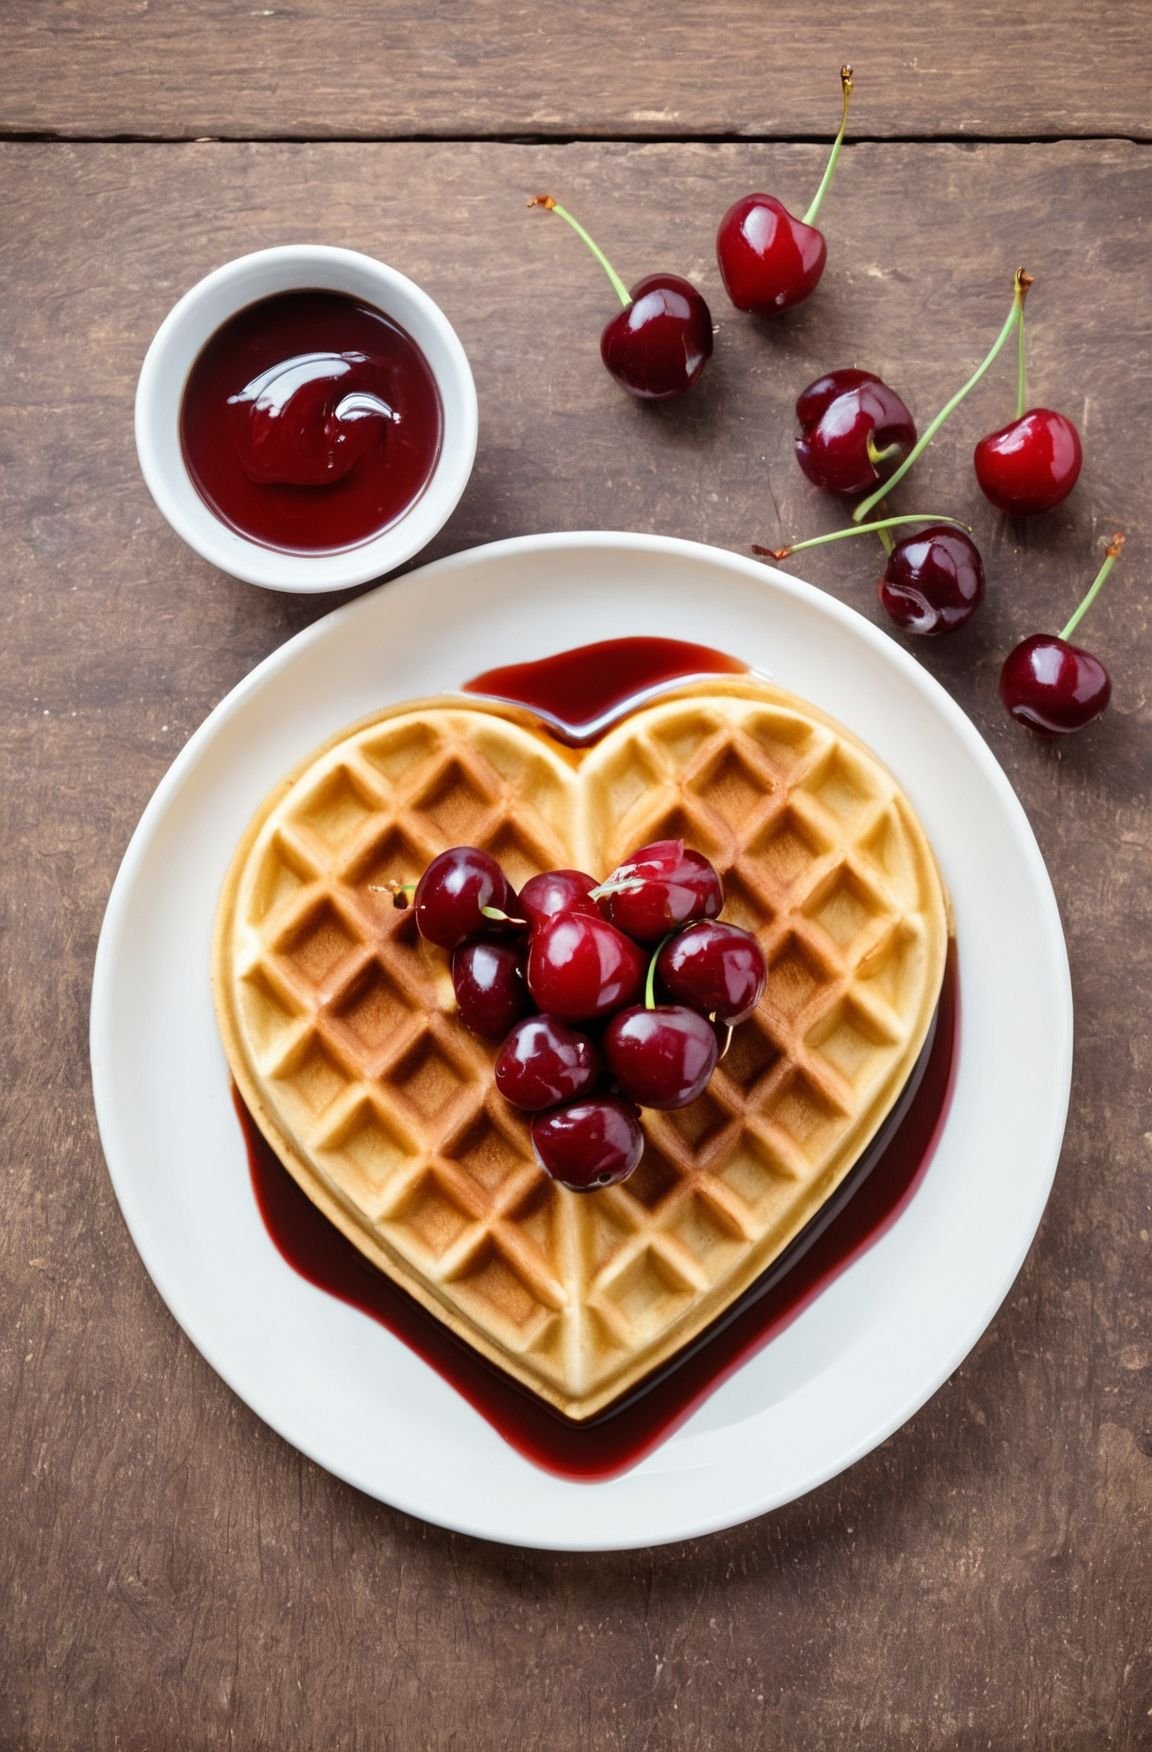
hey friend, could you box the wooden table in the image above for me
[3,8,1150,1747]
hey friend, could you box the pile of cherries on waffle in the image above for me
[405,840,767,1191]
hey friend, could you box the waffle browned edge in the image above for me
[213,679,951,1424]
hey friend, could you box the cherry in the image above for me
[972,275,1081,515]
[531,1097,644,1191]
[853,268,1034,528]
[518,868,601,931]
[877,525,985,636]
[525,912,646,1021]
[494,1015,601,1112]
[716,67,853,315]
[656,921,767,1024]
[228,351,393,487]
[755,510,979,636]
[603,1004,720,1110]
[974,410,1082,516]
[450,941,532,1040]
[591,839,722,943]
[1000,533,1123,736]
[794,369,917,498]
[529,196,713,400]
[412,846,517,950]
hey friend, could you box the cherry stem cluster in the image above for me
[1060,533,1125,643]
[528,194,631,308]
[854,268,1034,525]
[803,66,854,229]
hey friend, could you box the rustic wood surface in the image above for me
[2,129,1151,1751]
[3,0,1151,141]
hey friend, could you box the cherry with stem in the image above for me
[528,195,713,400]
[973,273,1083,515]
[716,66,854,314]
[755,510,985,636]
[1000,533,1124,735]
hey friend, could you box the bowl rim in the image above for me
[133,244,478,593]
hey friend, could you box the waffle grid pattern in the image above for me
[216,687,946,1418]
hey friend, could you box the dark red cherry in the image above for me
[597,839,723,943]
[495,1015,601,1111]
[656,921,767,1024]
[518,869,601,931]
[877,526,985,636]
[600,274,714,401]
[531,1097,644,1191]
[973,409,1083,515]
[716,67,853,317]
[450,941,532,1040]
[525,912,646,1022]
[530,196,711,400]
[999,635,1111,736]
[716,194,826,315]
[795,370,917,497]
[228,351,391,487]
[999,532,1122,737]
[413,846,517,949]
[603,1005,719,1110]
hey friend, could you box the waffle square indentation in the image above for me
[275,897,361,991]
[327,959,413,1055]
[297,764,382,856]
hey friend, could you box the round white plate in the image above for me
[91,532,1072,1551]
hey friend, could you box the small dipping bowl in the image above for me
[135,245,478,592]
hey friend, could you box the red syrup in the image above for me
[237,637,960,1480]
[180,290,442,553]
[466,636,746,743]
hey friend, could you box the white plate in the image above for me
[91,532,1072,1551]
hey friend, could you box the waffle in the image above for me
[213,679,949,1420]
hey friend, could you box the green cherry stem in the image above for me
[873,499,896,555]
[753,511,970,563]
[1016,296,1028,419]
[1059,533,1125,642]
[854,267,1035,525]
[480,904,528,926]
[644,933,676,1010]
[802,65,854,228]
[528,194,631,307]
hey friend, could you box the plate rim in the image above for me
[90,530,1073,1550]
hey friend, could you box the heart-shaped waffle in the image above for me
[214,679,948,1420]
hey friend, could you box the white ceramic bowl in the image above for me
[134,245,478,592]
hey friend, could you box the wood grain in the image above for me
[1,139,1150,1750]
[3,1,1151,141]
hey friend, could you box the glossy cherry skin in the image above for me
[877,527,985,636]
[600,276,714,401]
[973,409,1082,516]
[518,869,601,931]
[525,912,646,1022]
[656,921,767,1024]
[531,1097,644,1191]
[999,634,1111,736]
[413,847,517,949]
[601,839,723,943]
[603,1005,720,1110]
[795,370,917,497]
[450,941,532,1040]
[716,195,826,314]
[495,1015,601,1111]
